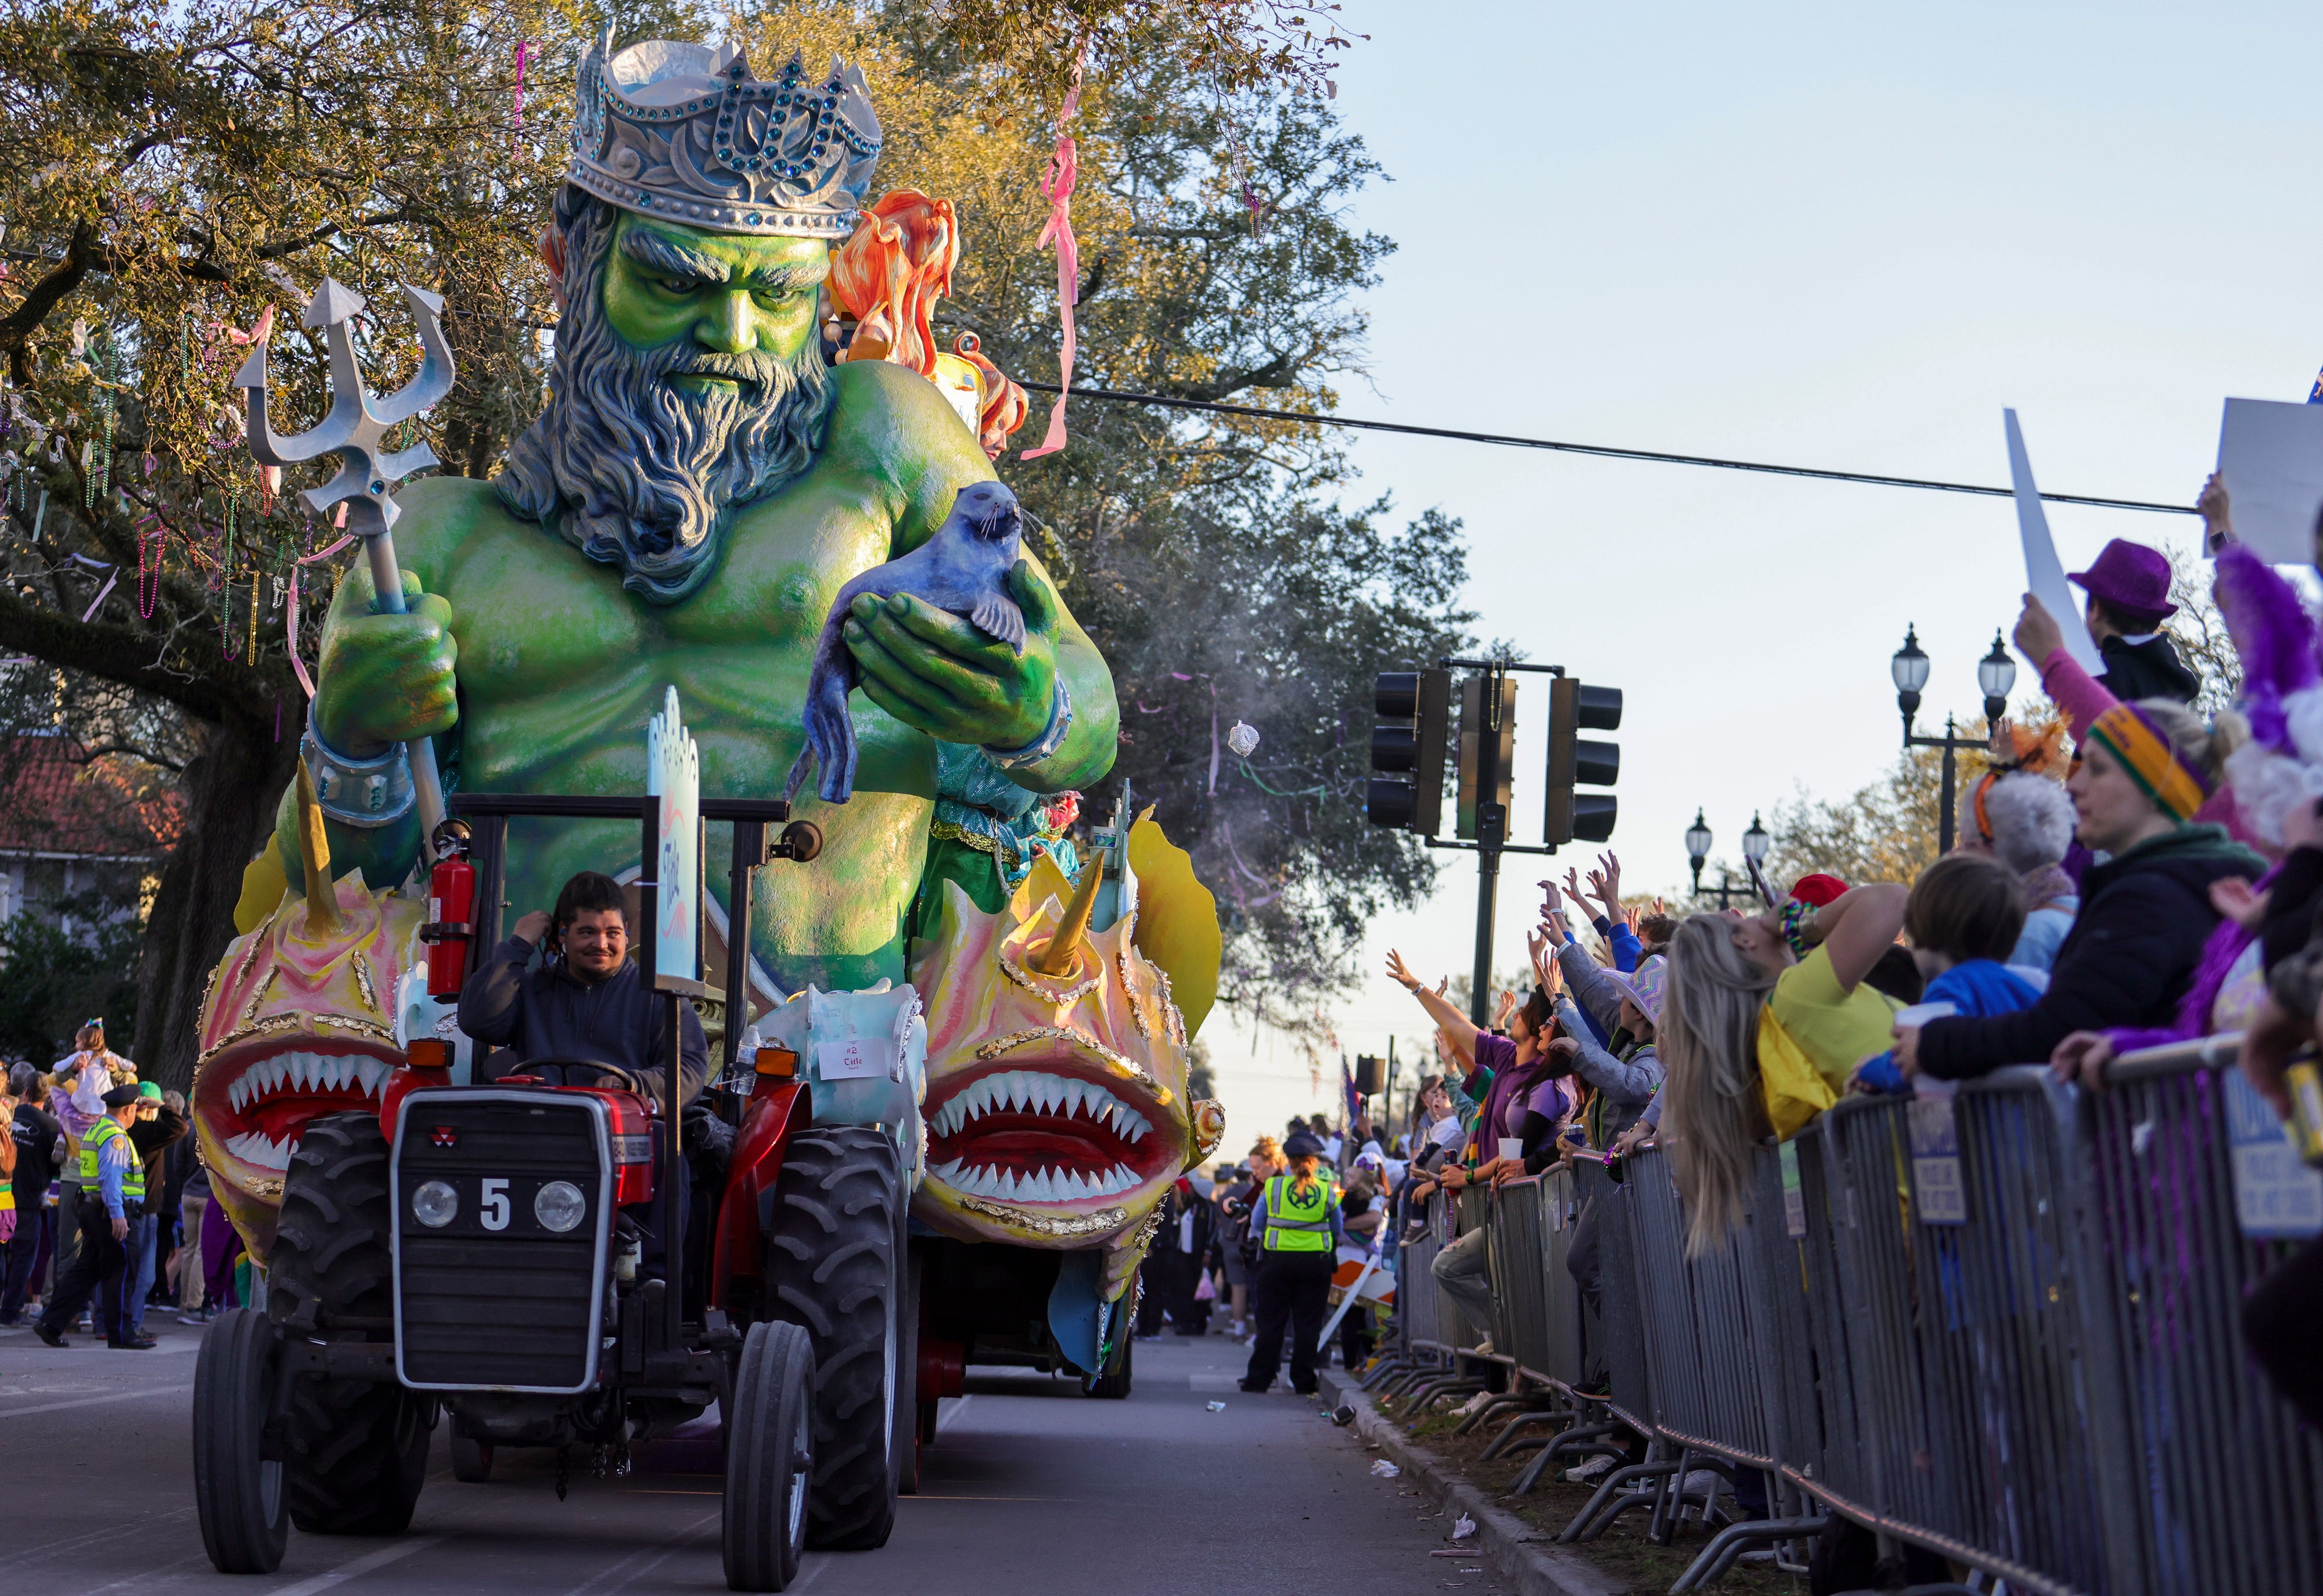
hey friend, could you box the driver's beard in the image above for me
[497,197,833,606]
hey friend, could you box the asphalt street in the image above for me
[1,1317,1507,1596]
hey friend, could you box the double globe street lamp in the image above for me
[1685,807,1769,910]
[1890,624,2017,854]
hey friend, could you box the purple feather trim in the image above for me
[2215,545,2319,753]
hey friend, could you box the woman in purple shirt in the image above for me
[1385,953,1572,1340]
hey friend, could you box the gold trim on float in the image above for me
[969,1026,1173,1106]
[351,950,379,1014]
[195,1012,397,1068]
[951,1195,1129,1236]
[997,952,1102,1005]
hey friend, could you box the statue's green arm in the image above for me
[826,362,1119,797]
[271,480,473,893]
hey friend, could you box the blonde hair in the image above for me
[1248,1135,1282,1169]
[1659,914,1777,1254]
[1288,1153,1322,1199]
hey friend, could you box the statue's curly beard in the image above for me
[497,195,832,606]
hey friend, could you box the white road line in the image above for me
[935,1393,974,1433]
[69,1551,215,1596]
[0,1511,195,1571]
[556,1513,717,1596]
[0,1383,190,1418]
[259,1535,443,1596]
[790,1554,830,1590]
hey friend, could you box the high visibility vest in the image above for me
[1262,1173,1334,1252]
[78,1117,143,1202]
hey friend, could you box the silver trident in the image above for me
[236,278,455,847]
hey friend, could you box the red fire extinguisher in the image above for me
[422,819,474,998]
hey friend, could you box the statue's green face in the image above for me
[600,213,829,386]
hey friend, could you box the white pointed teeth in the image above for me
[930,1157,1150,1205]
[223,1129,294,1171]
[222,1051,392,1116]
[929,1070,1158,1146]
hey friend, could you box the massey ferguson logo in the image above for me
[430,1126,460,1148]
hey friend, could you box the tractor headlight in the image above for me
[533,1180,587,1234]
[412,1180,458,1228]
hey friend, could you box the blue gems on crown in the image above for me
[567,33,881,239]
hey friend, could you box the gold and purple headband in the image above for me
[2085,703,2211,823]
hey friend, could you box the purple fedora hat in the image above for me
[2069,538,2177,620]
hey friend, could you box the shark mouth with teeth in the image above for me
[203,1044,398,1173]
[926,1065,1164,1206]
[192,864,421,1263]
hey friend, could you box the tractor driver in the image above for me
[458,869,709,1110]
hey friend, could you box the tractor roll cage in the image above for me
[444,792,817,1355]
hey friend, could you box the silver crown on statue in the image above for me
[567,33,882,239]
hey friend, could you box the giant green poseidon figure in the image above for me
[278,35,1118,993]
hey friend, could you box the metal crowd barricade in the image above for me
[1400,1032,2323,1595]
[1793,1072,2136,1596]
[1573,1155,1654,1431]
[2088,1036,2323,1596]
[1490,1169,1587,1390]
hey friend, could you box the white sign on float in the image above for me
[2216,398,2323,567]
[2004,409,2105,678]
[646,686,699,984]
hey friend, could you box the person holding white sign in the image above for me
[460,869,710,1111]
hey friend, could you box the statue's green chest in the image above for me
[430,483,897,797]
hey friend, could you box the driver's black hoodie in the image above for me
[458,933,708,1109]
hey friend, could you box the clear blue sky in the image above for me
[1205,0,2323,1148]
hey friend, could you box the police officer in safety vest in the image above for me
[1238,1131,1345,1395]
[35,1083,148,1349]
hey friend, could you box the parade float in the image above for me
[187,28,1223,1591]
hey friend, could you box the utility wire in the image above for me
[1016,380,2195,516]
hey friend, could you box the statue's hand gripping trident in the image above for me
[236,278,455,853]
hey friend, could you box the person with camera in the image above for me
[33,1083,148,1349]
[458,869,708,1109]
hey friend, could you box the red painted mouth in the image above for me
[195,1040,397,1174]
[925,1063,1174,1205]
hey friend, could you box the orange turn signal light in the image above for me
[753,1047,799,1079]
[406,1039,452,1072]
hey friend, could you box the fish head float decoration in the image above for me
[192,760,421,1262]
[911,812,1225,1298]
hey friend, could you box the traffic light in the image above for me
[1546,678,1622,844]
[1366,668,1450,834]
[1457,673,1517,842]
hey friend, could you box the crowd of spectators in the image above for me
[1357,476,2323,1446]
[1,1021,213,1347]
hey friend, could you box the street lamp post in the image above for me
[1684,810,1771,910]
[1892,624,2018,854]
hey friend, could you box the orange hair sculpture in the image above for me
[830,190,1030,459]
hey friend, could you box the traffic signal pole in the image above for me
[1368,657,1620,1030]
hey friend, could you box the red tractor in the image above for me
[193,795,912,1593]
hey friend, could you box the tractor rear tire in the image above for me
[765,1127,903,1551]
[723,1320,815,1591]
[266,1110,435,1535]
[193,1308,290,1573]
[451,1429,495,1483]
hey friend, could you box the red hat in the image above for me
[1788,873,1849,907]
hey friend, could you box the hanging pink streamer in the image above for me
[285,533,358,698]
[79,571,118,623]
[1020,43,1088,461]
[513,40,530,150]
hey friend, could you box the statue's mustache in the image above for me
[663,349,789,387]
